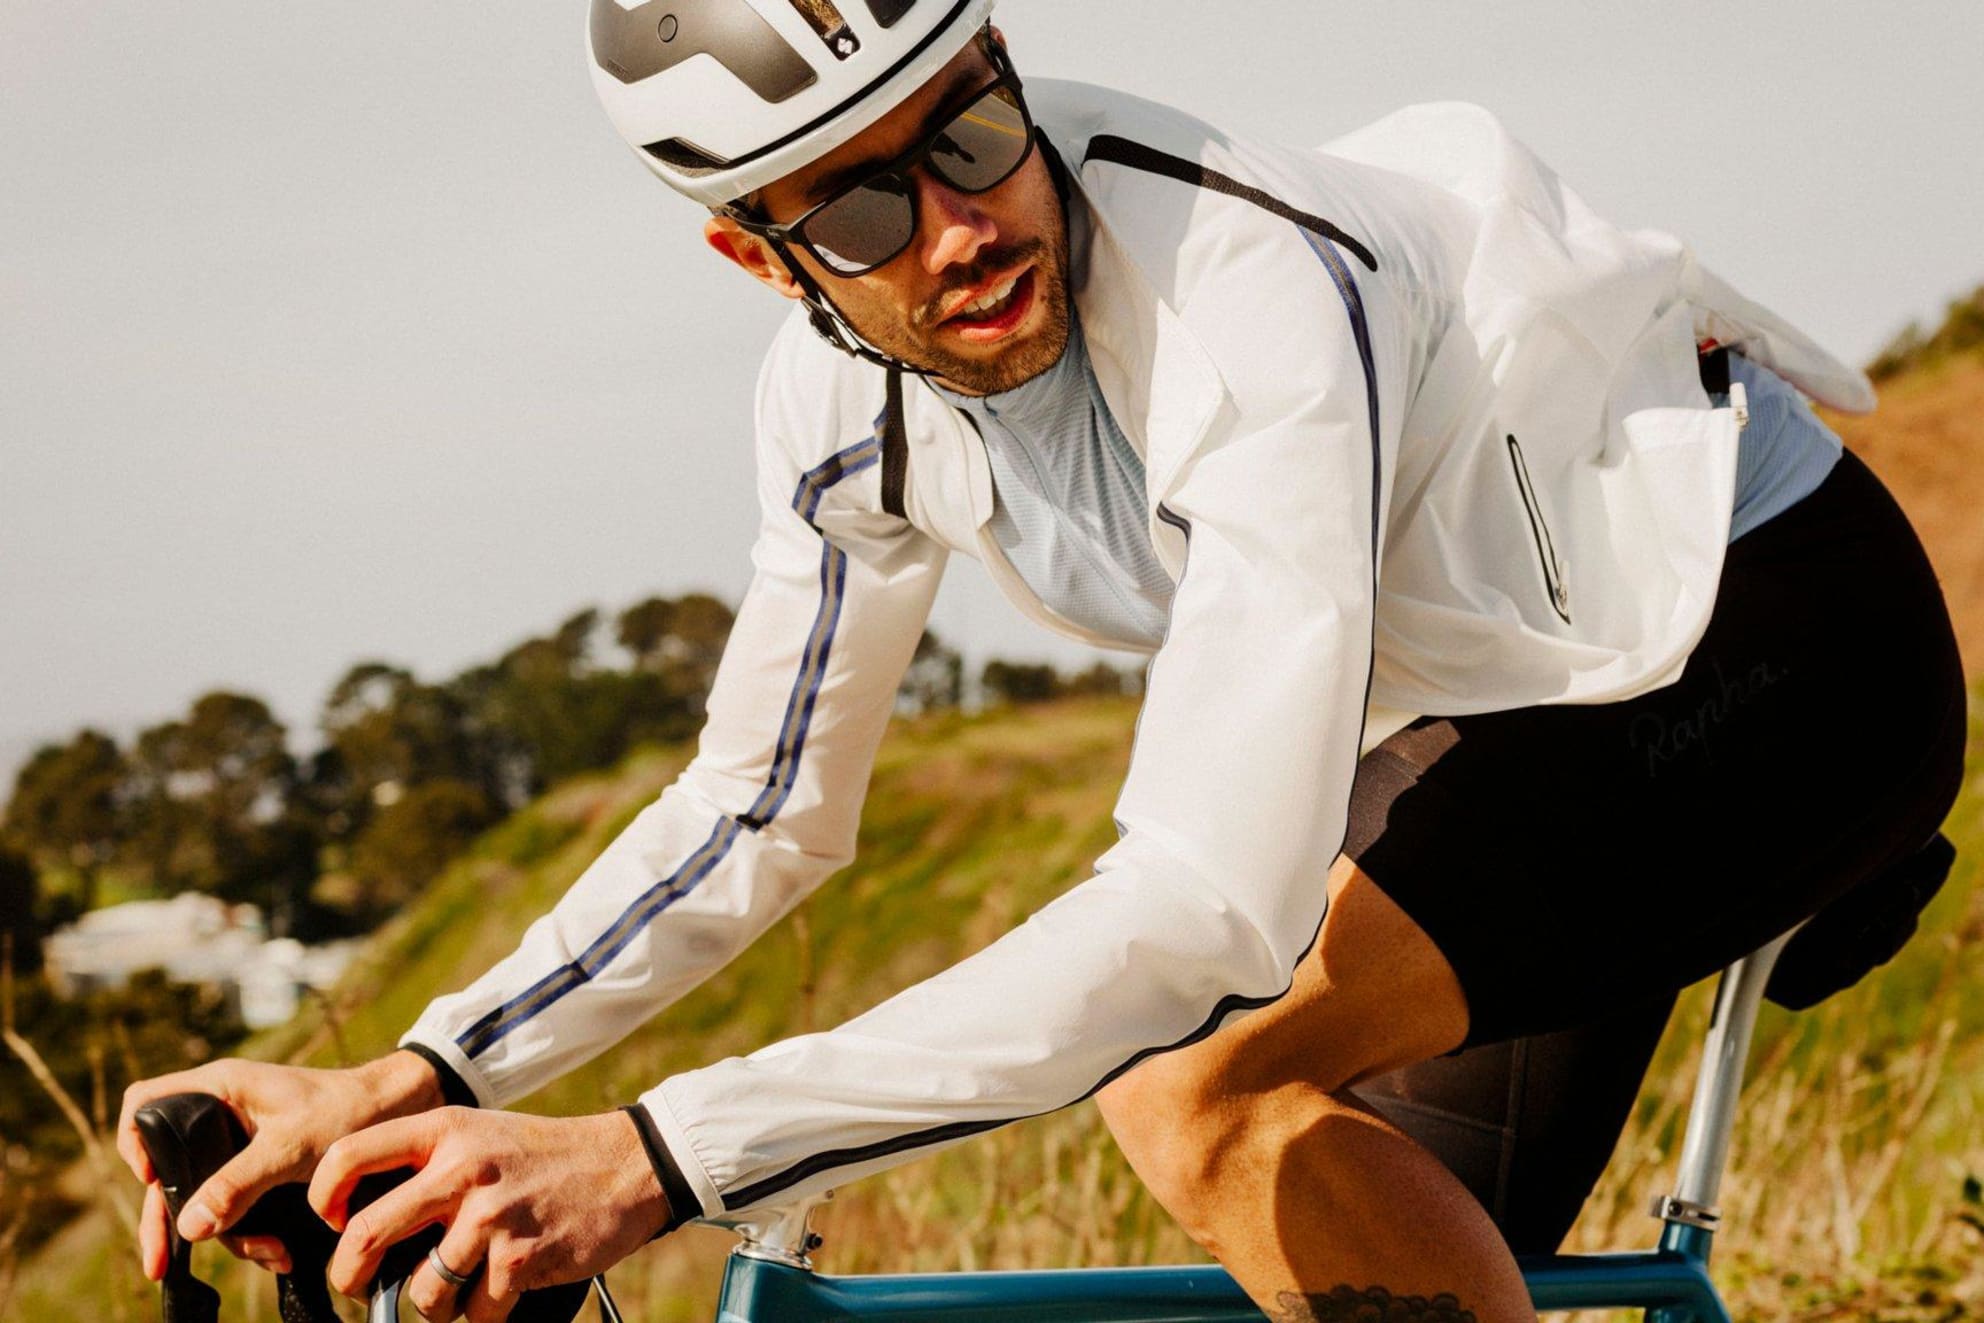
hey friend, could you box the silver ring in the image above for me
[426,1245,475,1290]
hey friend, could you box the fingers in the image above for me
[222,1234,294,1276]
[141,1174,293,1278]
[404,1215,491,1322]
[325,1166,459,1299]
[140,1182,169,1282]
[461,1258,521,1323]
[179,1138,300,1243]
[309,1111,448,1230]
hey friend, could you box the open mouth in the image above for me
[939,266,1037,343]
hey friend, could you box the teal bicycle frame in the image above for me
[704,932,1798,1322]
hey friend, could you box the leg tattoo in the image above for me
[1271,1284,1479,1322]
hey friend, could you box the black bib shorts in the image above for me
[1340,443,1968,1251]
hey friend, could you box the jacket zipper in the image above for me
[1504,433,1572,625]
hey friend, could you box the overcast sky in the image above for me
[5,2,1982,788]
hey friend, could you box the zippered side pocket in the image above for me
[1505,433,1572,625]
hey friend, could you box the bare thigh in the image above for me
[1095,853,1471,1123]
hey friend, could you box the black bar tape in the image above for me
[621,1104,702,1238]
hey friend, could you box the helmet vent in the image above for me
[863,0,914,27]
[640,136,732,174]
[590,0,817,102]
[786,0,861,59]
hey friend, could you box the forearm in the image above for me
[396,787,852,1108]
[640,834,1320,1222]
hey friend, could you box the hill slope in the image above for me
[19,689,1982,1321]
[1821,351,1984,678]
[17,346,1984,1320]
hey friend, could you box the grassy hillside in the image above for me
[1820,349,1984,678]
[15,686,1982,1321]
[15,345,1984,1320]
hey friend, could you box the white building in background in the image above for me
[43,893,356,1028]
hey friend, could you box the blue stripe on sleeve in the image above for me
[455,434,881,1060]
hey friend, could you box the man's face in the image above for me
[705,35,1071,397]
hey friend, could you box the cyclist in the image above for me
[120,4,1968,1321]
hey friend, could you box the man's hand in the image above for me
[117,1052,448,1281]
[308,1107,670,1323]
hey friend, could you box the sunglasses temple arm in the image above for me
[770,236,940,378]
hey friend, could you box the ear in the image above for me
[704,215,805,301]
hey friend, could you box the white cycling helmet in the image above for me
[589,0,998,207]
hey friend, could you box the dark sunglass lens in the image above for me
[804,174,916,274]
[927,84,1030,192]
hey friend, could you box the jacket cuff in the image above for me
[621,1103,703,1238]
[388,1031,494,1110]
[398,1042,480,1109]
[638,1086,722,1223]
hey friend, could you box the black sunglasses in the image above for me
[727,37,1035,277]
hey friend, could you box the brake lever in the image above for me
[135,1092,604,1322]
[135,1093,337,1323]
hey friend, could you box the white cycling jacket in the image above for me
[401,80,1874,1224]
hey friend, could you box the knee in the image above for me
[1096,1062,1321,1246]
[1098,1064,1226,1211]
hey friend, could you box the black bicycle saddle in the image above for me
[134,1092,596,1323]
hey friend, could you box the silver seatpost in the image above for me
[1651,925,1801,1234]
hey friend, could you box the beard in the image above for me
[833,230,1074,396]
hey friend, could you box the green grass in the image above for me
[11,690,1982,1321]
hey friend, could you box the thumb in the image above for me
[178,1140,295,1243]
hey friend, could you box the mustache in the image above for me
[914,238,1050,327]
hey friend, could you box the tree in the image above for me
[0,842,41,972]
[616,592,734,721]
[899,629,964,714]
[551,607,601,673]
[1063,660,1138,699]
[318,662,493,834]
[475,630,629,790]
[981,659,1064,706]
[667,594,735,673]
[122,693,314,916]
[347,779,500,918]
[3,729,126,912]
[454,594,739,802]
[615,597,678,671]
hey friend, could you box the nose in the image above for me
[913,167,997,275]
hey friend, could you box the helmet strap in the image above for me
[769,237,942,378]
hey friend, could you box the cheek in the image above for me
[1000,161,1058,234]
[845,273,924,328]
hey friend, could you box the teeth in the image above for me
[959,274,1019,317]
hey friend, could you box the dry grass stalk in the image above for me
[0,942,138,1240]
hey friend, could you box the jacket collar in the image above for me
[895,124,1230,577]
[1027,132,1230,571]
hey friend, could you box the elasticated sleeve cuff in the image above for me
[398,1042,481,1109]
[621,1103,702,1238]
